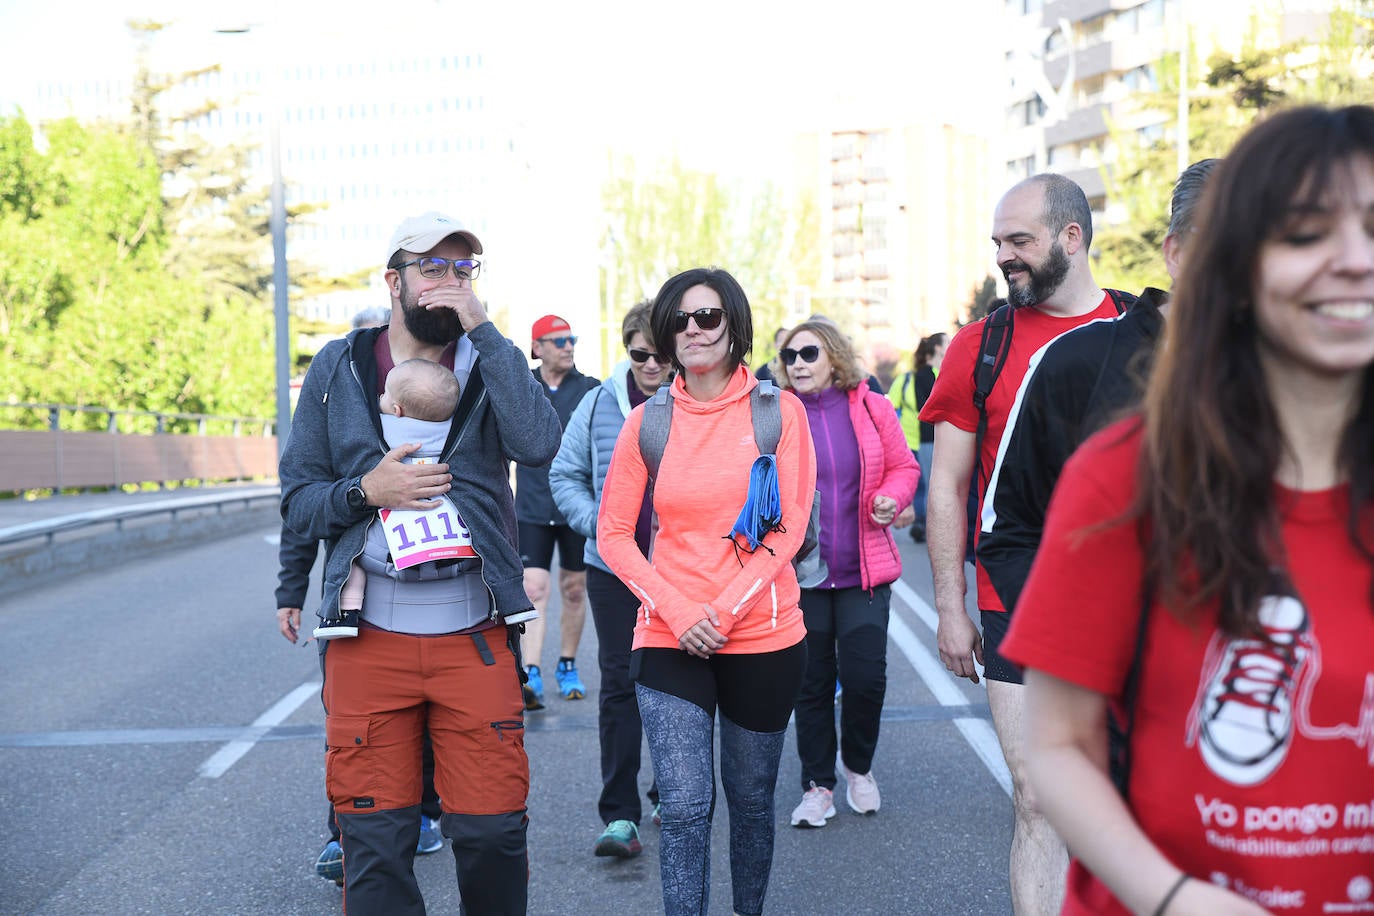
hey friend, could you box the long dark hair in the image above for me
[1137,104,1374,633]
[649,267,753,374]
[913,332,947,372]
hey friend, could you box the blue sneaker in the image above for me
[523,665,545,710]
[417,816,443,854]
[594,819,642,858]
[315,839,344,886]
[556,659,586,700]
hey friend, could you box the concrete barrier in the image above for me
[0,487,281,597]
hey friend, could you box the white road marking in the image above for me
[890,579,1011,797]
[197,681,321,778]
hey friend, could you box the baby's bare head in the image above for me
[380,359,461,421]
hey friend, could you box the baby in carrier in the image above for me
[314,358,461,640]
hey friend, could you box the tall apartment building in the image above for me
[159,43,509,325]
[793,124,995,355]
[1001,0,1338,213]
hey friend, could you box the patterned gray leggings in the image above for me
[636,683,787,916]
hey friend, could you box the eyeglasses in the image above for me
[779,345,822,366]
[397,257,481,281]
[628,348,665,364]
[538,335,578,348]
[672,308,726,333]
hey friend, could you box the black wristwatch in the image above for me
[345,479,369,512]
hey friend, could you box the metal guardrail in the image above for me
[0,486,281,550]
[1,401,275,436]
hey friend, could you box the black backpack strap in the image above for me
[1105,288,1135,315]
[1108,580,1154,797]
[972,303,1016,449]
[966,304,1016,561]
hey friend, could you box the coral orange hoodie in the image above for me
[597,366,815,653]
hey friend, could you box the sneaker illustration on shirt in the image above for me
[1197,591,1311,786]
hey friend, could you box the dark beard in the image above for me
[1005,241,1070,309]
[399,276,463,345]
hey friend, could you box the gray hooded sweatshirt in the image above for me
[280,321,562,623]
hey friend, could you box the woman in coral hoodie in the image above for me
[598,267,815,916]
[776,318,918,829]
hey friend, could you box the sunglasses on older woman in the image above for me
[628,348,665,364]
[779,345,821,366]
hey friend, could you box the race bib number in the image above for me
[380,503,476,569]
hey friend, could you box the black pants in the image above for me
[587,565,657,824]
[794,585,890,790]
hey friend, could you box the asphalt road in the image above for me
[0,523,1012,915]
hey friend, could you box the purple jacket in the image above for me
[801,385,919,590]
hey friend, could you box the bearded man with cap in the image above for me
[515,314,601,709]
[280,211,562,915]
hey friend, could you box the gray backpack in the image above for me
[638,380,827,587]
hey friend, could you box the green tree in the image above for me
[962,275,1000,325]
[1095,5,1374,291]
[0,112,274,430]
[128,20,340,325]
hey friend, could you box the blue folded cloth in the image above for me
[727,454,782,550]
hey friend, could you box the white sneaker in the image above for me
[838,754,880,814]
[790,782,836,828]
[1198,592,1311,786]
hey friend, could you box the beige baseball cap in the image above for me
[386,212,484,263]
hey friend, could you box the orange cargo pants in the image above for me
[322,622,529,915]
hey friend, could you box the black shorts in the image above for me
[979,609,1024,685]
[517,521,586,572]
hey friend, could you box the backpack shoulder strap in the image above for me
[639,385,674,481]
[751,379,782,455]
[972,304,1015,418]
[1105,288,1136,314]
[968,303,1016,547]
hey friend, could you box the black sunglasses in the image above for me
[779,345,821,366]
[628,348,665,364]
[672,308,726,333]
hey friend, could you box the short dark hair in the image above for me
[650,268,753,373]
[1028,173,1094,250]
[1167,158,1222,239]
[621,300,654,349]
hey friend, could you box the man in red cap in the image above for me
[516,315,601,708]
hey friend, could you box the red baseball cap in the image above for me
[531,315,572,340]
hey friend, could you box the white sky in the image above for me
[0,0,1005,181]
[0,0,1007,362]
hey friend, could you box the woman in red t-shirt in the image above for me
[1003,105,1374,916]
